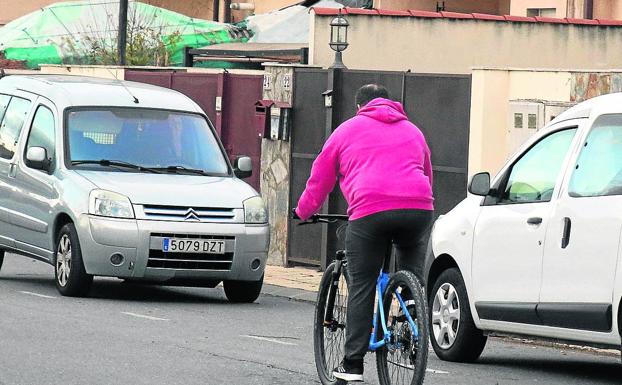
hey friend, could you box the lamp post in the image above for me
[329,10,349,69]
[118,0,128,66]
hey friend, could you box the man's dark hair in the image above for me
[355,84,390,107]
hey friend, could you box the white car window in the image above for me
[501,128,577,204]
[569,114,622,197]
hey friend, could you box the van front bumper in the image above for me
[77,214,269,283]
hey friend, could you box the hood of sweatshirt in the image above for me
[356,98,408,123]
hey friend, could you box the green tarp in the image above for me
[0,0,251,68]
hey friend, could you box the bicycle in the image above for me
[295,213,429,385]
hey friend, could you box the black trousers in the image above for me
[344,209,434,365]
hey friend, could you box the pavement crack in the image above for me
[246,334,300,340]
[174,343,319,381]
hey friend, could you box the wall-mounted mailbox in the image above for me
[271,101,292,141]
[255,99,275,138]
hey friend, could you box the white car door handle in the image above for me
[561,217,572,249]
[527,217,543,225]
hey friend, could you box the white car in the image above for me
[427,92,622,362]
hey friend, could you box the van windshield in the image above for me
[66,108,229,175]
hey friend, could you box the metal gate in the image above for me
[125,70,263,191]
[288,68,471,268]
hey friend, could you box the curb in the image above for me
[261,284,317,304]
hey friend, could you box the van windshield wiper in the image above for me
[71,159,162,174]
[151,165,216,176]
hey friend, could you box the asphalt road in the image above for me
[1,254,621,385]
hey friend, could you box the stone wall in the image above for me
[571,73,622,102]
[260,64,295,266]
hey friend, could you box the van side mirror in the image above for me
[468,172,491,196]
[26,146,51,173]
[234,156,252,179]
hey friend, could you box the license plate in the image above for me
[162,238,225,254]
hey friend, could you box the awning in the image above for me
[185,43,309,66]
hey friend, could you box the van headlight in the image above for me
[89,190,135,219]
[244,196,267,224]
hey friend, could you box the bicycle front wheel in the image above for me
[314,260,349,385]
[376,270,429,385]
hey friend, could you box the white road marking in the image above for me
[426,368,450,374]
[241,335,298,346]
[19,291,56,299]
[121,312,169,321]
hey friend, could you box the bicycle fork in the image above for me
[369,273,420,351]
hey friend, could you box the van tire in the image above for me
[224,274,263,303]
[55,223,93,297]
[0,250,4,271]
[429,268,487,362]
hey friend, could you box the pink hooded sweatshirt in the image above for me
[296,98,434,221]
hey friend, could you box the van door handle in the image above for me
[527,217,543,225]
[561,217,572,249]
[8,163,16,178]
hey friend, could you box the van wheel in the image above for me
[55,223,93,297]
[429,268,487,362]
[224,274,263,303]
[0,250,4,271]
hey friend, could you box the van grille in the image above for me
[147,250,234,270]
[142,205,236,222]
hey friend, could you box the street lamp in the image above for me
[329,10,349,69]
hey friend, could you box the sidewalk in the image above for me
[262,264,323,303]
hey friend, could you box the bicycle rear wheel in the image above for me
[376,270,429,385]
[314,260,349,385]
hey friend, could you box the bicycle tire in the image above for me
[314,260,349,385]
[376,270,429,385]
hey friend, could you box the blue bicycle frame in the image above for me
[369,272,420,351]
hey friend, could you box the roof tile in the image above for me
[472,13,505,21]
[440,11,473,19]
[534,16,568,24]
[408,10,442,18]
[503,15,537,22]
[346,8,379,15]
[597,18,622,26]
[377,9,411,17]
[312,7,342,16]
[566,18,599,25]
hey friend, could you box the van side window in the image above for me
[0,96,31,160]
[569,114,622,197]
[500,128,577,204]
[25,106,56,171]
[0,94,10,123]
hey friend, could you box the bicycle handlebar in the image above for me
[291,209,348,225]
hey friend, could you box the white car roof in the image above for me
[0,74,204,113]
[548,92,622,127]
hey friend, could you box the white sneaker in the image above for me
[333,363,364,382]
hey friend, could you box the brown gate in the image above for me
[125,70,263,191]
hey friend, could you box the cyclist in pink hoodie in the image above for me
[295,84,434,382]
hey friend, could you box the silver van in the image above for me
[0,75,269,302]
